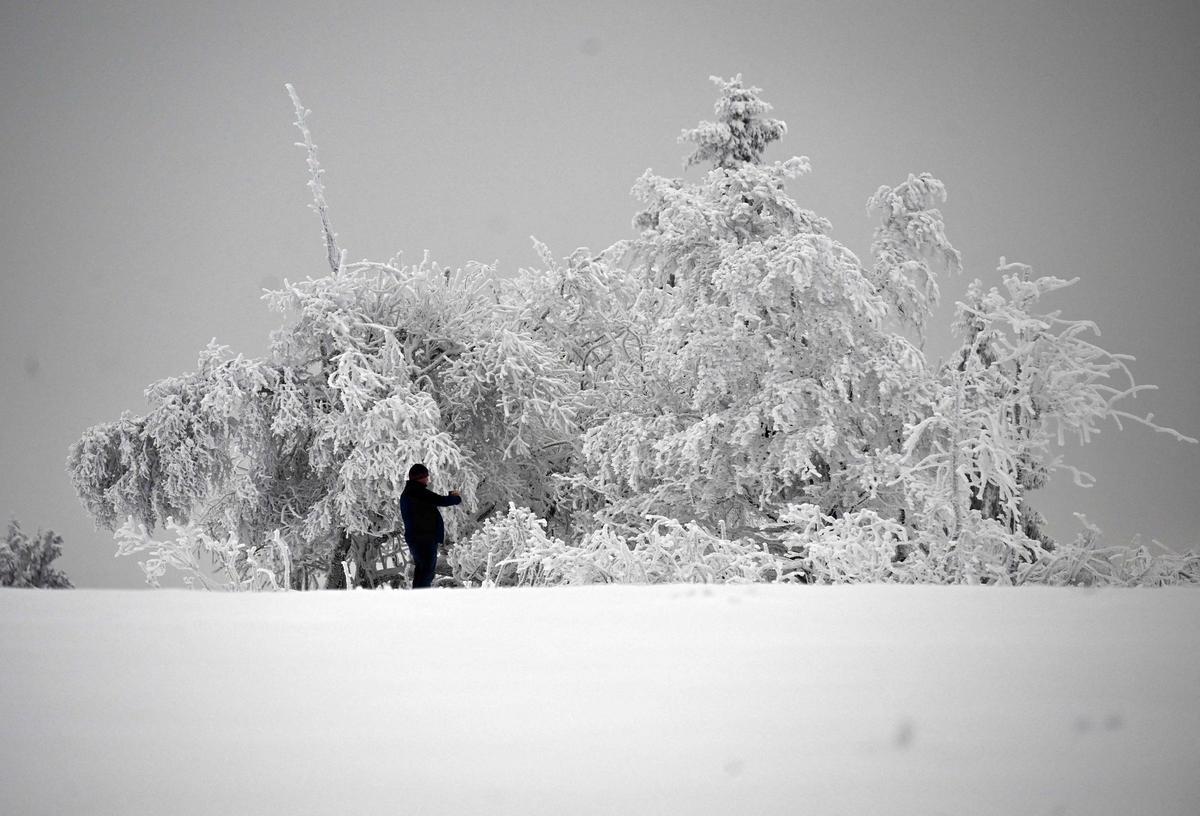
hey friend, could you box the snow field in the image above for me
[2,584,1198,815]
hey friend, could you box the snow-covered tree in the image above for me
[1,520,73,588]
[552,76,959,543]
[888,260,1197,580]
[68,89,581,589]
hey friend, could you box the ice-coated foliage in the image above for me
[115,517,291,590]
[67,77,1196,589]
[867,173,962,342]
[1,520,73,589]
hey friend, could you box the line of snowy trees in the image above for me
[68,77,1198,589]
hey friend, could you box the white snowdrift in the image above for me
[2,585,1197,815]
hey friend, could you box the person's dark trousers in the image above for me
[407,539,439,589]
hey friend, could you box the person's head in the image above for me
[408,463,430,484]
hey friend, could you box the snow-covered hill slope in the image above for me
[3,585,1198,815]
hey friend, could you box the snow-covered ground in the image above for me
[2,584,1197,815]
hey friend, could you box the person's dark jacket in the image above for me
[399,480,462,545]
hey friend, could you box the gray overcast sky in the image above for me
[2,0,1197,587]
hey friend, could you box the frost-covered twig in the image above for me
[286,84,341,275]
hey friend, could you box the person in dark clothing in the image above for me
[399,463,462,588]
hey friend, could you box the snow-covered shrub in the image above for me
[779,503,1199,587]
[1017,516,1200,587]
[771,503,1009,585]
[114,517,292,590]
[1,520,73,588]
[451,505,786,587]
[777,503,918,584]
[446,505,559,587]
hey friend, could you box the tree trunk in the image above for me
[325,531,352,590]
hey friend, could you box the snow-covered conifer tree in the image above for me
[558,76,958,543]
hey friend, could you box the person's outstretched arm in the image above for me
[429,488,462,507]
